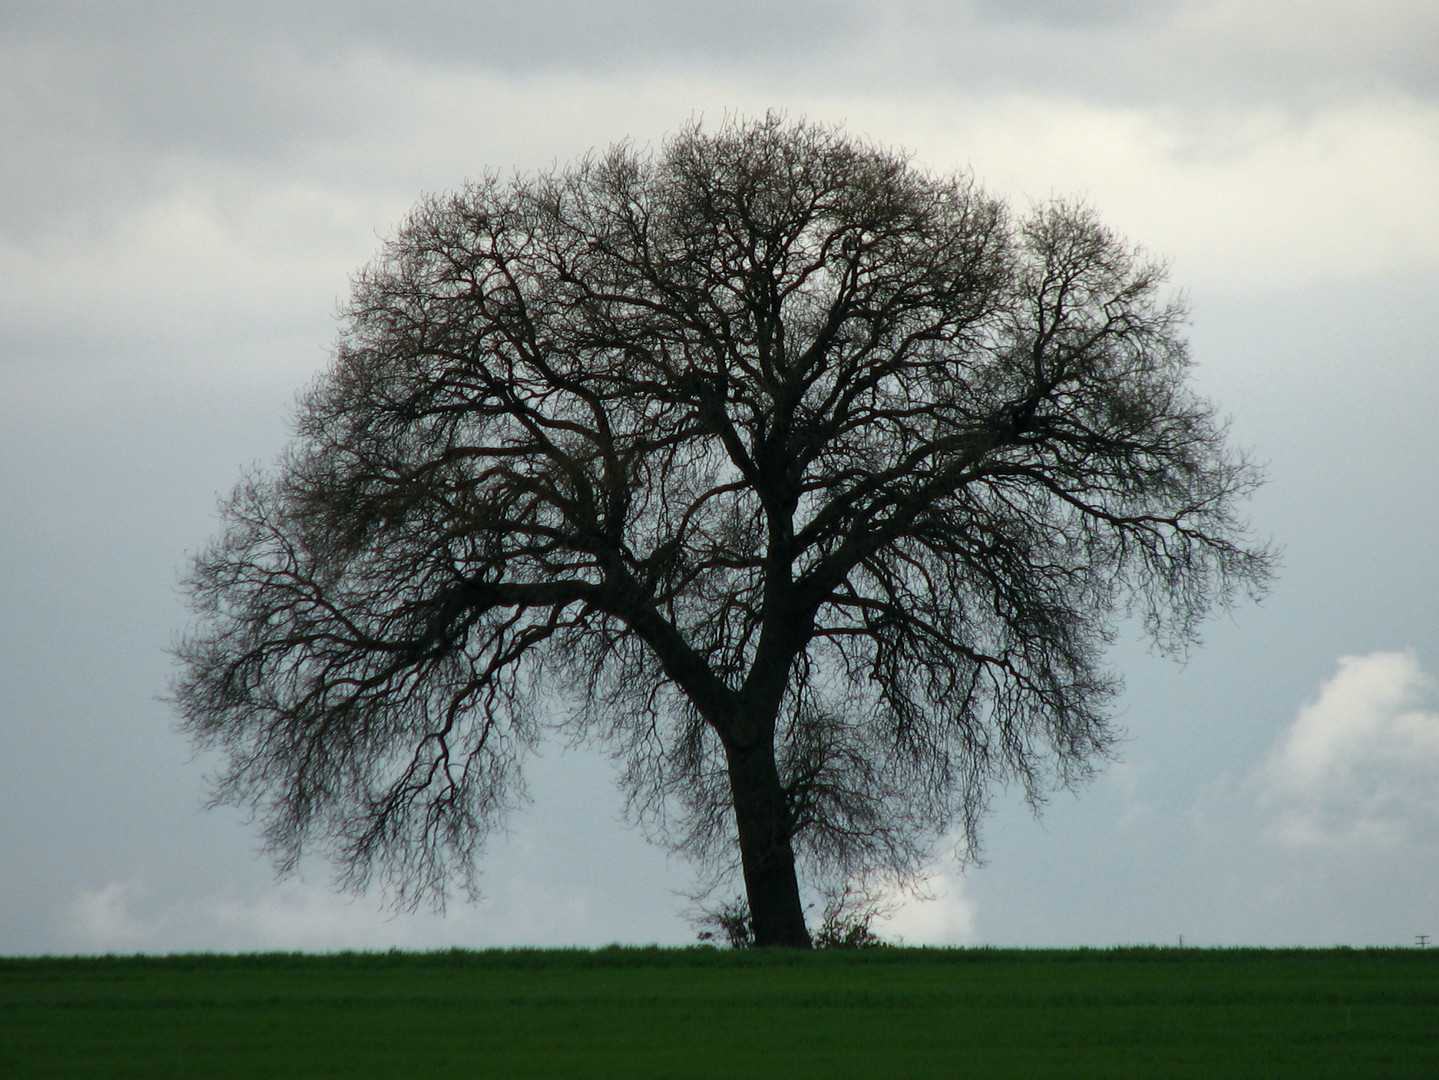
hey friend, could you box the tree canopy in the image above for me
[175,115,1273,946]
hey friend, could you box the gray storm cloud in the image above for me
[5,1,1434,244]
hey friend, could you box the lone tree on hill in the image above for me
[175,116,1273,947]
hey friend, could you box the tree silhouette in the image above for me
[175,116,1273,947]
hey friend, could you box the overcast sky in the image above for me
[3,0,1437,953]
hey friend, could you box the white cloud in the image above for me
[820,90,1439,291]
[66,881,156,952]
[878,869,979,946]
[1258,651,1439,847]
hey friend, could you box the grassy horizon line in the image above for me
[4,942,1434,969]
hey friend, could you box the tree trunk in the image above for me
[725,738,811,948]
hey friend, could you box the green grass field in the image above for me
[3,946,1435,1078]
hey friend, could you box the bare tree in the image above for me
[175,115,1273,947]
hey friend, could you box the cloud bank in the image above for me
[63,868,652,954]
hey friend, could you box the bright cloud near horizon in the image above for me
[1260,652,1439,849]
[3,1,1437,953]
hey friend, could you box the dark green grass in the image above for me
[3,946,1436,1078]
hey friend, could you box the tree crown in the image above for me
[176,115,1273,918]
